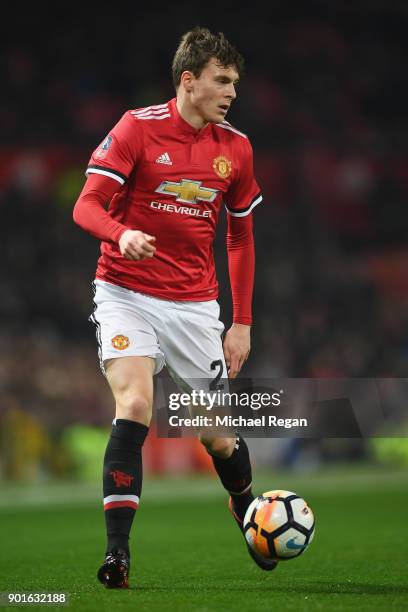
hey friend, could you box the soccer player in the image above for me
[73,26,276,588]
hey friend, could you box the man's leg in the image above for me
[98,355,154,587]
[199,435,254,520]
[200,434,278,571]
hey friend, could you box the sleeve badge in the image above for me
[111,334,130,350]
[95,134,113,160]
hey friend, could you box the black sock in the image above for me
[210,435,254,521]
[103,419,149,555]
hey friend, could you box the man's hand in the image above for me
[118,230,156,260]
[223,323,251,379]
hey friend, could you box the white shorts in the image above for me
[90,280,227,388]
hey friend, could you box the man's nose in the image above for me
[226,83,236,100]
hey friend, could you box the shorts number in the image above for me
[210,359,224,390]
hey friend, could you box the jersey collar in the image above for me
[169,98,210,139]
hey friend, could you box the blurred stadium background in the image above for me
[2,0,408,489]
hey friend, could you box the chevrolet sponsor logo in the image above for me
[155,179,218,204]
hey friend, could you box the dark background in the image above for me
[1,0,408,476]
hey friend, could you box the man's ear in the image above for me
[180,70,194,93]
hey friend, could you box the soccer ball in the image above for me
[243,490,315,561]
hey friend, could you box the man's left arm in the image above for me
[223,213,254,379]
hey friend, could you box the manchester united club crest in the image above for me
[213,155,232,179]
[111,335,130,350]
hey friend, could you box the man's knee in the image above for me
[199,435,236,459]
[105,356,154,426]
[116,394,152,425]
[111,366,153,425]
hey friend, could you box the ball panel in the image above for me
[245,526,256,549]
[256,499,287,533]
[307,525,315,545]
[253,530,270,558]
[290,498,314,530]
[273,527,308,559]
[243,497,259,527]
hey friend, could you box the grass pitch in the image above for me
[1,467,407,611]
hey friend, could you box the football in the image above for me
[243,490,315,561]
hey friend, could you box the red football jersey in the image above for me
[85,98,262,301]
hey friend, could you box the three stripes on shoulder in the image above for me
[130,104,247,138]
[130,104,170,121]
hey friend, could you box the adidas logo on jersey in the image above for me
[156,152,172,165]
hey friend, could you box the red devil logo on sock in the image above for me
[110,470,134,488]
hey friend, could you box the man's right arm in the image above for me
[73,173,156,260]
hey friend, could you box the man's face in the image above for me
[187,58,239,124]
